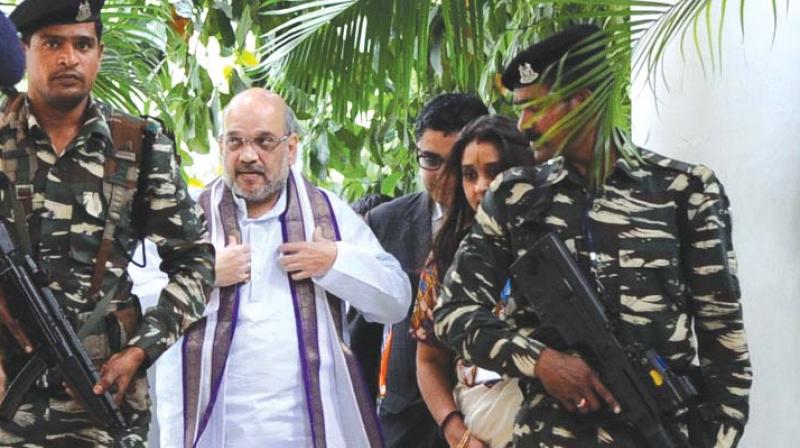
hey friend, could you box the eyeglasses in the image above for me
[417,151,446,171]
[222,134,291,152]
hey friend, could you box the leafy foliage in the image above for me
[2,0,783,198]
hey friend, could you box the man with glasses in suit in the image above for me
[351,93,488,448]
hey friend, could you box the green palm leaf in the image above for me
[246,0,782,193]
[2,0,784,194]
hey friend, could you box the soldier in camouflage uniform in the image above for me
[434,26,751,447]
[0,0,215,446]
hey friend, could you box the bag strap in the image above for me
[87,111,145,298]
[79,112,152,340]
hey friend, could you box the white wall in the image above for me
[631,3,800,446]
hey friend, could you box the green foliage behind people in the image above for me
[1,0,782,199]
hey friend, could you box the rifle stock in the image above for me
[0,218,126,429]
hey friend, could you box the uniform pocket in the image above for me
[69,191,107,266]
[618,237,684,312]
[77,309,113,363]
[617,238,693,364]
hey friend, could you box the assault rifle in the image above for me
[509,232,697,448]
[0,218,127,429]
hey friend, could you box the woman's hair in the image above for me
[431,115,535,275]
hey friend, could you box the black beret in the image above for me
[10,0,105,35]
[501,25,602,90]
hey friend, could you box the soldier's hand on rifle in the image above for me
[535,348,621,415]
[215,235,251,287]
[93,346,146,404]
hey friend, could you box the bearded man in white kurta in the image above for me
[154,88,411,448]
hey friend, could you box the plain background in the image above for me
[632,2,799,445]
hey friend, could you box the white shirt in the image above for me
[221,190,310,446]
[155,177,411,448]
[129,241,167,310]
[431,200,445,235]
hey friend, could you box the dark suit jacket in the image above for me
[360,191,447,447]
[348,191,432,406]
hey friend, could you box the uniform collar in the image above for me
[79,97,112,142]
[23,95,112,146]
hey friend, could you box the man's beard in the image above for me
[224,152,290,205]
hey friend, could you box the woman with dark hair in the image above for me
[411,115,535,448]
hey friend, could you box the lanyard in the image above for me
[580,188,610,302]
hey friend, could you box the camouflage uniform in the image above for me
[434,150,751,447]
[0,95,215,447]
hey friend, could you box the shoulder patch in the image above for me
[638,148,718,187]
[638,148,694,173]
[689,164,715,183]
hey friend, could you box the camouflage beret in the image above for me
[501,25,602,90]
[10,0,105,35]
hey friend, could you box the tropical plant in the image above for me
[244,0,787,192]
[1,0,787,197]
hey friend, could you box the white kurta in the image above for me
[155,171,410,448]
